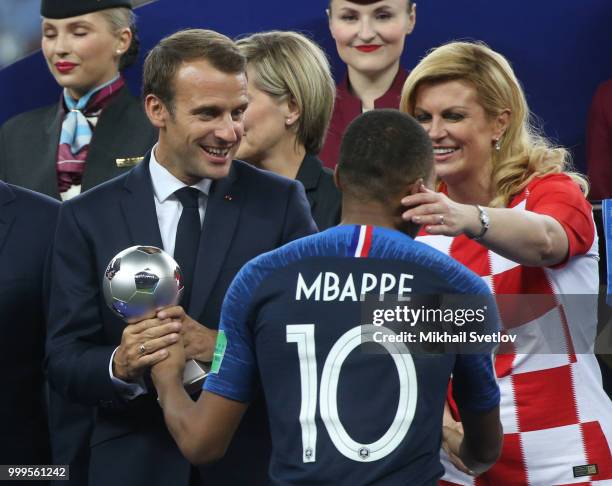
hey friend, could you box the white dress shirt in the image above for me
[149,146,212,257]
[110,145,212,398]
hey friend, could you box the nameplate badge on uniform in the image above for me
[573,463,598,478]
[115,156,145,168]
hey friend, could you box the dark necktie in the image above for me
[174,187,202,311]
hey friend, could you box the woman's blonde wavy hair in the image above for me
[400,41,588,207]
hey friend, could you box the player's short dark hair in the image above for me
[143,29,245,114]
[337,109,433,203]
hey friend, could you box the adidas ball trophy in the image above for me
[103,246,208,389]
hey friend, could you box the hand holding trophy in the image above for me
[103,246,209,391]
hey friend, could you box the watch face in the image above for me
[474,205,490,239]
[482,211,490,226]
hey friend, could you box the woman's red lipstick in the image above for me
[55,62,77,73]
[355,45,381,53]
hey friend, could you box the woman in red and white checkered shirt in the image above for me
[400,41,612,486]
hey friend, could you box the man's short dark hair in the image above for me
[337,109,433,203]
[142,29,246,113]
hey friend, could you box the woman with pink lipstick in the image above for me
[319,0,416,169]
[0,0,156,201]
[401,41,612,485]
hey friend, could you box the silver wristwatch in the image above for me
[468,204,490,240]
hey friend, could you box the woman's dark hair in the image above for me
[328,0,414,11]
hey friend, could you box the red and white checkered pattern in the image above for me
[418,175,612,485]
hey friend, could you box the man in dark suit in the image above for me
[0,181,59,473]
[46,29,317,486]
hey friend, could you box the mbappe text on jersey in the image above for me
[295,271,413,302]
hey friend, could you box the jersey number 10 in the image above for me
[286,324,418,463]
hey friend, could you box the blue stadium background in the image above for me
[1,0,612,173]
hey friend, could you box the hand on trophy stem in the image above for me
[157,306,217,362]
[113,313,182,382]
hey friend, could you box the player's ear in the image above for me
[406,178,424,196]
[333,165,342,191]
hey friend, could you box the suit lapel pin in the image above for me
[224,195,233,201]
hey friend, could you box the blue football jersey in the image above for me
[204,225,500,485]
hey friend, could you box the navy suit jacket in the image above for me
[46,155,317,486]
[0,181,59,467]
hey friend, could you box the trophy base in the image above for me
[183,359,210,395]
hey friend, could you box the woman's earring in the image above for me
[494,138,501,151]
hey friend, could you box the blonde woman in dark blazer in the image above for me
[236,31,341,230]
[0,0,156,201]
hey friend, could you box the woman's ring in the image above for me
[439,214,445,225]
[139,343,146,355]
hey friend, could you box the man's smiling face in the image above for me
[156,59,249,185]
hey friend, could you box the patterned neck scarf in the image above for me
[56,75,125,197]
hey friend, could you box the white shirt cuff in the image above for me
[109,346,147,400]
